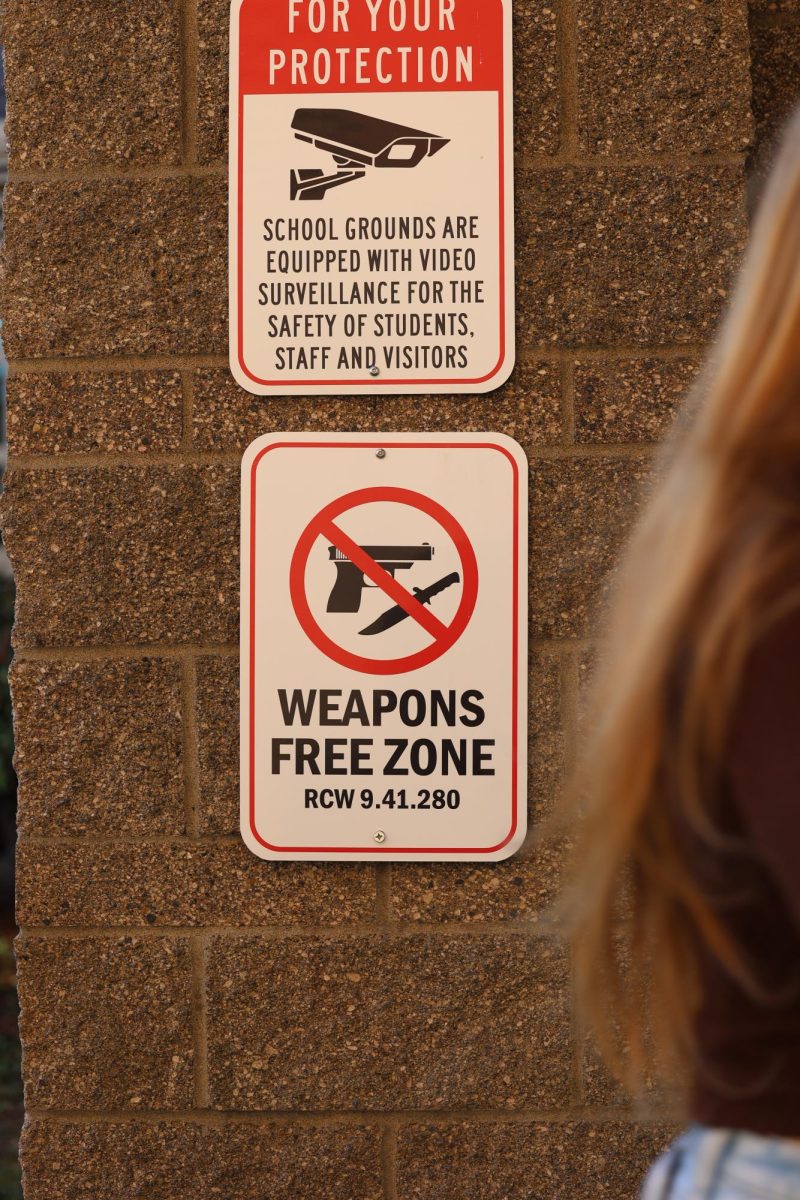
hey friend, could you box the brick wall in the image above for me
[749,0,800,178]
[0,2,766,1197]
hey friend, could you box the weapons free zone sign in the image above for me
[241,433,528,861]
[229,0,514,395]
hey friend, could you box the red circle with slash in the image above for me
[289,487,479,675]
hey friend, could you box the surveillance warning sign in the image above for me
[241,432,528,861]
[229,0,514,396]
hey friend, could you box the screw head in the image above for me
[376,449,387,460]
[373,830,387,844]
[369,365,380,377]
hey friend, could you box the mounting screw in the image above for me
[376,449,387,460]
[373,830,387,844]
[370,365,380,377]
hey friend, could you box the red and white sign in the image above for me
[229,0,514,396]
[241,432,528,861]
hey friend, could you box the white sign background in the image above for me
[229,0,514,396]
[241,432,528,861]
[239,91,503,387]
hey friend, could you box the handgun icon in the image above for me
[291,109,449,201]
[327,544,434,613]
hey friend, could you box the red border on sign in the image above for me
[289,486,479,675]
[235,61,508,389]
[247,441,521,856]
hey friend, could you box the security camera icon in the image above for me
[291,108,449,201]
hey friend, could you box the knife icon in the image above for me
[359,572,461,636]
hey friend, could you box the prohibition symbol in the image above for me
[289,486,479,675]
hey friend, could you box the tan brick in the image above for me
[577,0,752,153]
[397,1122,676,1200]
[17,841,375,928]
[197,0,229,165]
[574,357,700,444]
[750,18,800,173]
[2,179,226,360]
[3,465,238,647]
[166,1123,384,1198]
[524,658,569,849]
[514,6,560,156]
[13,659,184,837]
[577,941,676,1111]
[21,1121,382,1200]
[17,936,194,1110]
[207,934,570,1110]
[531,458,652,639]
[531,725,566,826]
[529,650,571,898]
[7,372,183,456]
[197,654,239,834]
[517,167,747,346]
[391,856,561,923]
[192,362,562,454]
[532,655,563,725]
[581,1045,680,1116]
[21,1121,200,1200]
[529,652,567,818]
[4,0,182,169]
[582,1039,630,1108]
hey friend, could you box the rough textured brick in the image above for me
[529,652,567,819]
[391,857,561,923]
[4,465,238,647]
[3,179,226,360]
[514,6,560,156]
[197,0,229,164]
[527,651,569,871]
[531,458,652,639]
[191,362,562,453]
[574,357,700,443]
[582,1040,631,1108]
[197,654,239,834]
[527,638,573,825]
[22,1121,200,1200]
[17,842,375,928]
[207,934,570,1110]
[577,0,752,153]
[13,659,184,837]
[517,167,747,347]
[4,0,182,169]
[17,936,194,1110]
[531,722,567,823]
[7,371,183,456]
[21,1121,382,1200]
[397,1122,676,1200]
[750,18,800,171]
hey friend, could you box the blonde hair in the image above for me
[565,108,800,1091]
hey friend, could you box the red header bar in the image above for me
[238,0,504,94]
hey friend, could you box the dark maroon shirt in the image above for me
[690,610,800,1136]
